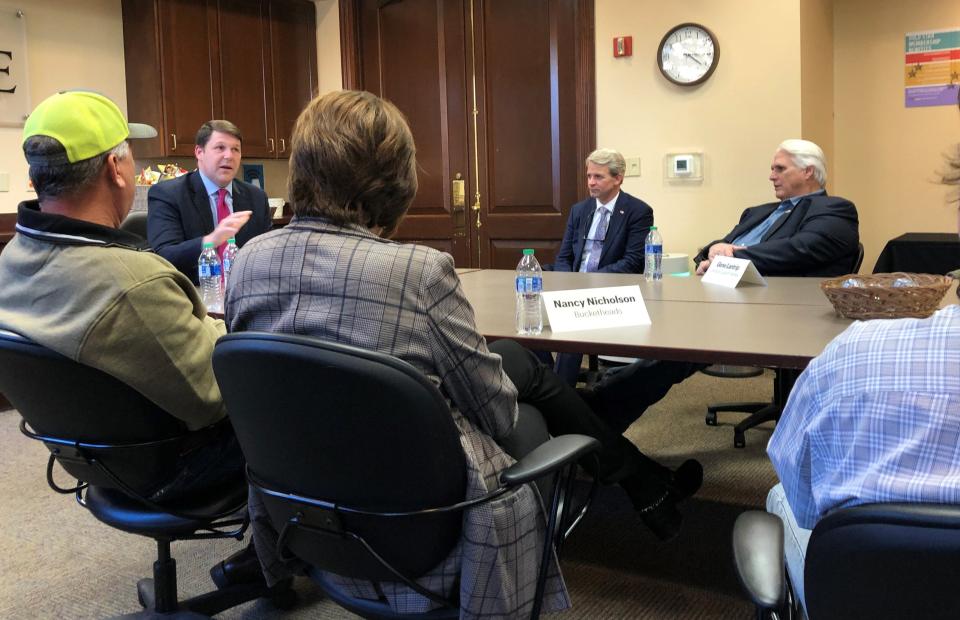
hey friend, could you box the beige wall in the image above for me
[0,0,127,211]
[800,0,835,188]
[595,0,803,266]
[833,0,960,272]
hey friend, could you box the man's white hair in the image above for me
[778,139,826,187]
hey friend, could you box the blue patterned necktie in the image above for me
[581,207,610,272]
[733,200,791,247]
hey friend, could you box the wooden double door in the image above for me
[341,0,595,268]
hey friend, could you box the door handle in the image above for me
[452,173,466,237]
[170,133,177,151]
[268,138,275,153]
[279,138,286,153]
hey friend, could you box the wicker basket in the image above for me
[820,272,953,320]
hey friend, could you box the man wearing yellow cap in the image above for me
[0,89,274,590]
[0,90,237,498]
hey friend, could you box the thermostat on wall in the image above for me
[665,152,703,182]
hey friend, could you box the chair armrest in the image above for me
[732,510,786,610]
[499,434,599,487]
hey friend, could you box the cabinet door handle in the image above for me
[279,138,286,153]
[170,133,177,151]
[268,138,275,153]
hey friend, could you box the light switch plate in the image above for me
[625,157,641,177]
[0,171,9,192]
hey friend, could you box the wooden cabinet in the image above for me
[121,0,316,159]
[217,0,317,158]
[267,0,318,157]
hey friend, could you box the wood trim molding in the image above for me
[574,0,596,166]
[0,212,17,252]
[338,0,361,90]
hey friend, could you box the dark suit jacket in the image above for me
[552,191,653,274]
[693,193,859,277]
[147,170,271,283]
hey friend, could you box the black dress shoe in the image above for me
[210,543,266,589]
[668,459,703,502]
[638,492,683,542]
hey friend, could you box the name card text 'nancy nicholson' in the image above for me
[541,285,650,332]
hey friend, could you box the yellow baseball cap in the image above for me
[23,90,157,166]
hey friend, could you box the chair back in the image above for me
[805,502,960,619]
[0,330,188,494]
[213,332,468,581]
[852,241,865,273]
[120,210,149,239]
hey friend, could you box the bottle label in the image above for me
[223,258,232,273]
[516,275,543,294]
[210,263,222,277]
[199,264,212,279]
[645,244,662,253]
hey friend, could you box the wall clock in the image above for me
[657,23,719,86]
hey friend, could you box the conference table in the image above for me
[456,269,957,371]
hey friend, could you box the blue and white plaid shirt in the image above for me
[768,304,960,529]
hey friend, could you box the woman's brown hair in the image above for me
[287,90,418,237]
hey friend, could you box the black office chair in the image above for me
[0,329,278,617]
[733,502,960,619]
[120,210,149,240]
[213,331,600,619]
[704,243,866,448]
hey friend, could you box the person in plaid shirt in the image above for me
[225,89,702,618]
[767,121,960,614]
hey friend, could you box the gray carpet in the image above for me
[0,370,776,619]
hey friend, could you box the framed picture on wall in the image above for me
[0,6,29,127]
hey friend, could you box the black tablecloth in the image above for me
[872,233,960,275]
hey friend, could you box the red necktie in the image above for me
[215,188,230,258]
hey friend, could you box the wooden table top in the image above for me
[456,269,956,369]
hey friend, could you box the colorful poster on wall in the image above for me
[905,28,960,108]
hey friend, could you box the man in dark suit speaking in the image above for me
[552,148,653,274]
[148,120,271,283]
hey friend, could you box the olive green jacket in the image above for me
[0,201,226,430]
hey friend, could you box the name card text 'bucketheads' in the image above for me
[541,285,651,332]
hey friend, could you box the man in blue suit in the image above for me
[551,148,653,383]
[552,148,653,274]
[148,120,271,283]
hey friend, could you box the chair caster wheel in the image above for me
[734,431,745,448]
[705,410,718,426]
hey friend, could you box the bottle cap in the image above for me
[523,248,535,255]
[203,241,214,248]
[228,238,236,244]
[650,226,657,230]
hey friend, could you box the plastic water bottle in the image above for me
[644,226,663,281]
[221,237,239,286]
[515,249,543,335]
[198,241,224,313]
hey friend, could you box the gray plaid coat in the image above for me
[225,217,569,618]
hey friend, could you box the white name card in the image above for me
[541,285,650,332]
[701,256,767,288]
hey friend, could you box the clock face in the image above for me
[657,23,719,86]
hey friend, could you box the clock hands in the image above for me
[683,52,705,66]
